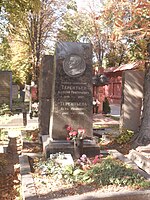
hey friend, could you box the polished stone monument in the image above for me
[50,42,93,139]
[43,42,99,157]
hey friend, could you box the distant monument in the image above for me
[41,42,99,157]
[0,71,12,109]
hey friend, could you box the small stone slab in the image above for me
[108,149,150,180]
[8,129,21,138]
[50,153,74,167]
[19,155,38,200]
[128,149,150,174]
[22,152,43,158]
[136,144,150,153]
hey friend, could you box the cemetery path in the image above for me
[0,113,38,128]
[0,113,119,128]
[93,114,119,125]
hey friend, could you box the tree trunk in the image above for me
[134,44,150,147]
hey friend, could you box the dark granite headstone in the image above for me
[39,55,54,135]
[42,42,100,158]
[49,42,93,140]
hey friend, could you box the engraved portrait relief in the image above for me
[63,54,86,77]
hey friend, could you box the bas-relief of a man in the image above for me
[63,55,86,77]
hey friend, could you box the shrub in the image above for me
[0,103,12,116]
[0,129,8,141]
[115,129,134,144]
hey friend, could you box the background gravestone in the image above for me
[120,70,144,132]
[39,55,54,135]
[24,84,31,102]
[49,42,93,140]
[0,71,12,109]
[12,84,19,100]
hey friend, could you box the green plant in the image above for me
[82,157,150,188]
[115,129,134,144]
[22,129,39,141]
[34,152,84,184]
[0,129,8,141]
[24,135,33,141]
[0,103,13,116]
[33,154,150,189]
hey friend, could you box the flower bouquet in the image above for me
[65,125,86,158]
[65,125,85,141]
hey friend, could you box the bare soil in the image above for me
[100,140,132,155]
[0,153,21,200]
[33,176,137,199]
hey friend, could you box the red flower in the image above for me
[72,131,78,136]
[66,125,72,131]
[92,154,103,164]
[69,132,73,136]
[78,128,85,134]
[92,155,99,164]
[66,125,86,141]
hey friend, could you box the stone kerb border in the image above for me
[108,149,150,180]
[19,155,38,200]
[51,190,150,200]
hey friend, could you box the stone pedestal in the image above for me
[73,139,83,159]
[42,136,100,158]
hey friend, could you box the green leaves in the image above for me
[115,129,134,144]
[33,153,150,189]
[1,0,67,84]
[83,157,149,187]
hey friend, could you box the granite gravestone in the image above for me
[49,42,93,140]
[39,55,54,135]
[0,71,12,109]
[120,70,144,132]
